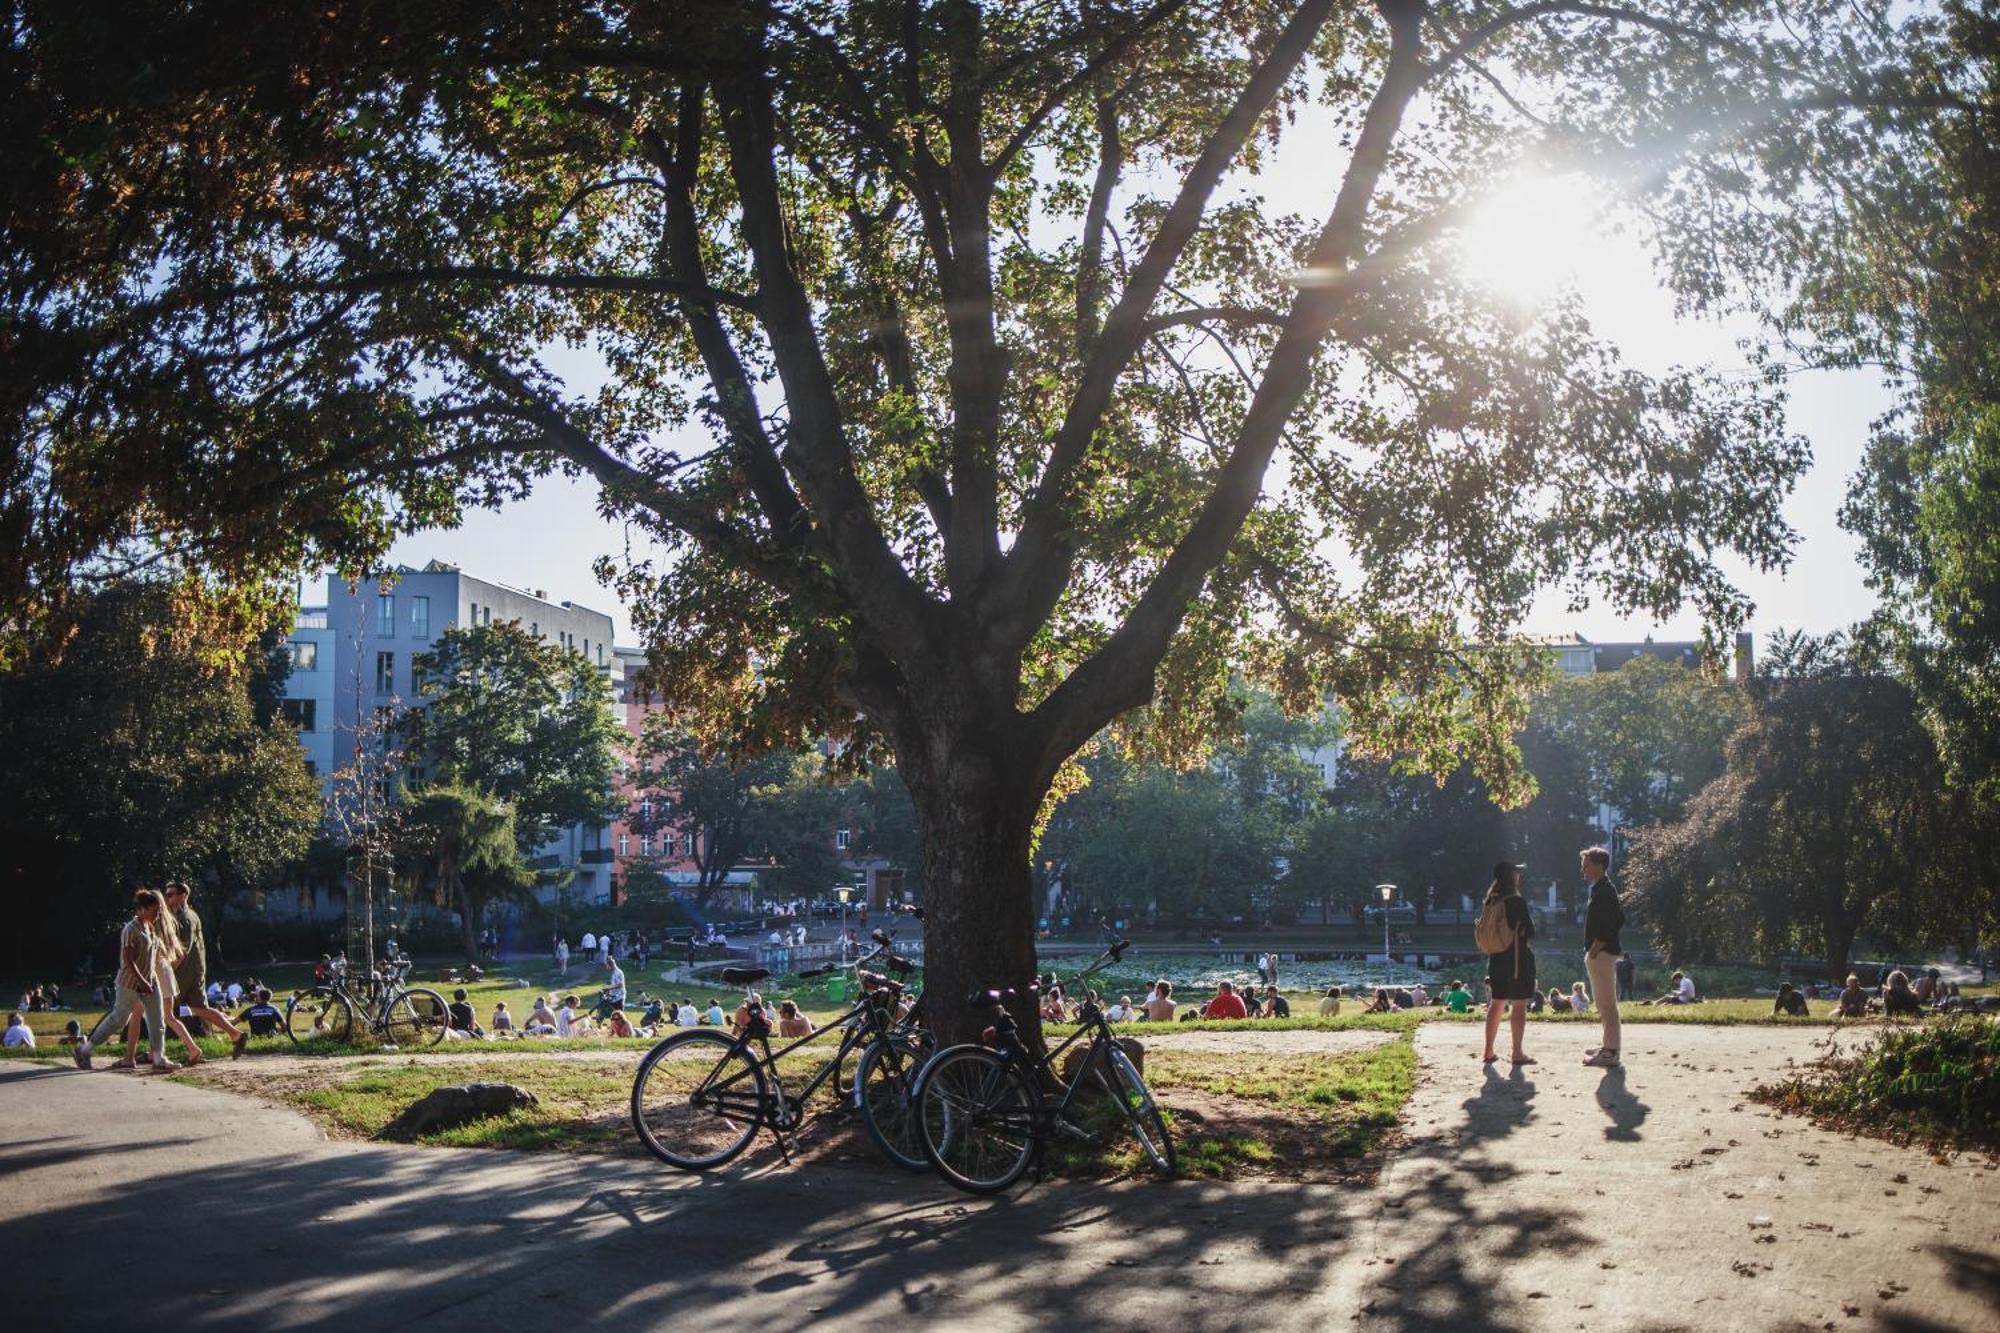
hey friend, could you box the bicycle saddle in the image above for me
[719,967,771,987]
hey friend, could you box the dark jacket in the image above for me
[1584,876,1624,955]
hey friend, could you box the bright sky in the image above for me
[373,122,1886,656]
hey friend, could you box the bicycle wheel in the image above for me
[914,1044,1038,1195]
[285,988,353,1045]
[1104,1045,1176,1178]
[631,1028,768,1170]
[855,1031,932,1172]
[384,988,451,1047]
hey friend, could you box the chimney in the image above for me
[535,589,547,601]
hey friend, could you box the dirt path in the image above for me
[5,1022,1993,1332]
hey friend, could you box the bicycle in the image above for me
[629,929,931,1172]
[910,937,1175,1194]
[284,955,450,1048]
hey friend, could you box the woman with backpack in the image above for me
[1476,861,1537,1066]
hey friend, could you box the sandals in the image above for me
[1480,1052,1499,1064]
[231,1032,248,1059]
[1511,1054,1537,1066]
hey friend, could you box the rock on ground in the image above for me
[381,1081,537,1138]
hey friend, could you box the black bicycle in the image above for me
[629,930,930,1171]
[283,956,448,1048]
[910,938,1175,1194]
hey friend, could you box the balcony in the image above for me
[580,848,614,865]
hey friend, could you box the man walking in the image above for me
[1580,847,1623,1068]
[164,881,248,1057]
[73,889,168,1070]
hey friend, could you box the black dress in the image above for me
[1485,894,1538,1001]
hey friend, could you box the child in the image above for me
[1444,981,1473,1013]
[491,1000,515,1034]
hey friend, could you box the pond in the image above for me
[1067,953,1449,997]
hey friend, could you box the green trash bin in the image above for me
[827,975,848,1004]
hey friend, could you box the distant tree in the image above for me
[626,721,796,911]
[1541,656,1749,833]
[399,622,622,850]
[0,583,320,971]
[395,784,534,964]
[1627,638,1958,978]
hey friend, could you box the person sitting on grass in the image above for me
[524,995,558,1036]
[1104,995,1134,1023]
[238,988,284,1038]
[60,1018,83,1047]
[1140,981,1177,1023]
[1362,988,1394,1015]
[1570,982,1591,1014]
[702,999,728,1027]
[1390,988,1416,1010]
[1318,985,1343,1017]
[1410,982,1430,1007]
[604,1008,637,1039]
[1444,980,1473,1013]
[3,1012,33,1048]
[1262,987,1290,1019]
[674,998,698,1027]
[1882,970,1924,1018]
[1773,982,1810,1017]
[1833,974,1869,1019]
[777,999,814,1038]
[1547,987,1573,1013]
[447,987,483,1038]
[556,994,596,1037]
[490,1001,514,1035]
[1645,971,1697,1005]
[1039,987,1068,1023]
[1203,980,1249,1020]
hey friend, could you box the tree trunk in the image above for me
[459,885,483,966]
[1825,919,1857,986]
[905,751,1044,1050]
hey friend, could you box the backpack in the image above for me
[1474,895,1518,955]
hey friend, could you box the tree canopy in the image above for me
[5,1,1986,1036]
[398,621,623,850]
[0,582,322,971]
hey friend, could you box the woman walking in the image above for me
[1478,862,1537,1066]
[126,895,204,1068]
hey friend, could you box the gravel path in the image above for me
[5,1021,1993,1333]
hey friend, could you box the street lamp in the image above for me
[836,885,852,961]
[1377,883,1396,984]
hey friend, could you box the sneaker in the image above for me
[152,1058,182,1072]
[72,1040,93,1069]
[1583,1049,1621,1068]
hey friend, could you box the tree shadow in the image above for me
[1594,1065,1649,1141]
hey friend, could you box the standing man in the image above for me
[73,889,167,1070]
[604,955,626,1010]
[1580,847,1623,1068]
[164,881,248,1057]
[1615,950,1635,1002]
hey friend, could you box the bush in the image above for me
[1753,1015,2000,1151]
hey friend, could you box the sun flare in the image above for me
[1457,172,1615,310]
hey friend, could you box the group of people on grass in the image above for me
[70,883,267,1070]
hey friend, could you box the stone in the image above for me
[1059,1037,1146,1086]
[381,1082,538,1138]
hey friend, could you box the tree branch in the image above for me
[998,0,1337,645]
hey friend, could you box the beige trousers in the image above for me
[1587,949,1621,1052]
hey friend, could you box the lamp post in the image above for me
[1377,883,1396,983]
[837,885,852,962]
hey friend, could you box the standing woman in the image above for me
[1479,862,1537,1066]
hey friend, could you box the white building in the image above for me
[283,561,625,906]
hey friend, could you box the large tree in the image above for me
[0,582,322,971]
[395,783,535,964]
[399,622,623,848]
[1624,635,1987,978]
[4,3,1978,1037]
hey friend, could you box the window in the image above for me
[639,797,654,827]
[302,759,317,778]
[280,699,316,731]
[410,657,423,695]
[640,835,654,857]
[411,596,429,639]
[375,651,395,693]
[530,621,538,638]
[289,640,318,671]
[483,605,493,626]
[618,833,631,858]
[682,833,696,858]
[377,595,395,637]
[836,828,851,851]
[467,601,478,626]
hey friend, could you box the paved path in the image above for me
[3,1025,1993,1332]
